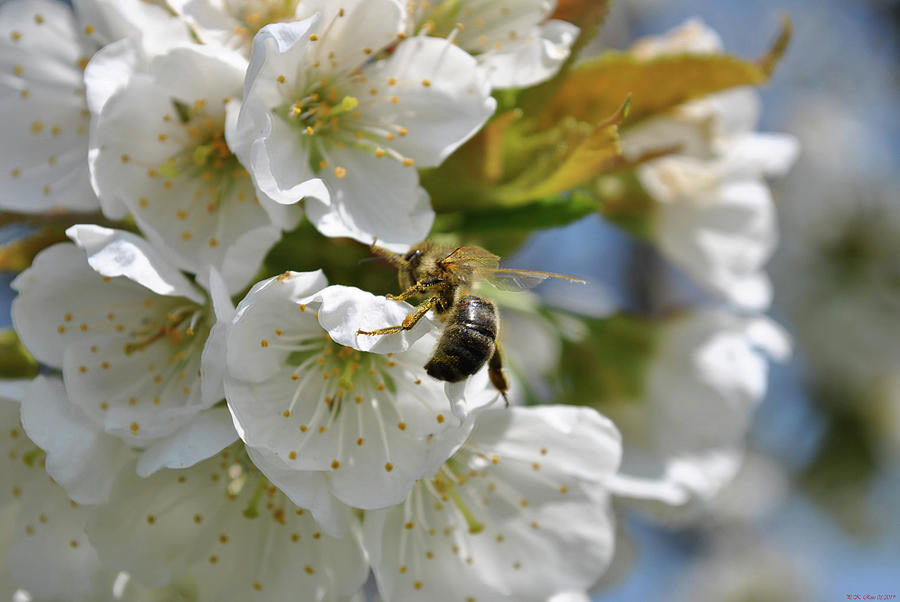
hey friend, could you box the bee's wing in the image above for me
[481,268,587,291]
[439,246,501,269]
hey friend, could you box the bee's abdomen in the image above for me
[425,296,497,383]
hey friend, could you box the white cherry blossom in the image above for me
[0,0,190,215]
[0,387,117,601]
[409,0,580,89]
[362,405,621,601]
[230,5,496,249]
[11,226,227,444]
[85,446,369,601]
[20,376,134,505]
[225,272,500,522]
[169,0,306,56]
[0,0,100,213]
[621,20,799,310]
[607,310,790,522]
[88,43,293,293]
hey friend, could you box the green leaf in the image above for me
[493,97,630,204]
[539,17,792,127]
[432,193,597,234]
[0,330,39,379]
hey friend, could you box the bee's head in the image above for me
[397,244,426,289]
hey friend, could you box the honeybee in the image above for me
[356,242,585,403]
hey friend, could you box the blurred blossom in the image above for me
[606,310,790,523]
[619,19,798,310]
[674,531,812,602]
[407,0,580,89]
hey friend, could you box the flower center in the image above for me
[156,100,249,214]
[124,303,206,355]
[231,0,302,40]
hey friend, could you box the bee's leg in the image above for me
[488,344,510,407]
[357,296,440,336]
[386,278,444,301]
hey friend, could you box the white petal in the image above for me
[244,445,345,537]
[136,407,238,476]
[20,376,132,504]
[445,0,553,51]
[200,268,233,405]
[226,281,480,511]
[549,593,592,602]
[0,380,28,403]
[62,330,211,442]
[66,225,206,304]
[365,406,621,601]
[308,285,434,353]
[0,394,45,509]
[355,35,496,167]
[612,310,778,520]
[720,132,800,179]
[0,506,16,601]
[305,151,434,249]
[445,366,503,420]
[294,0,407,74]
[478,20,580,90]
[744,317,791,361]
[150,43,247,104]
[0,0,98,213]
[11,243,159,368]
[87,453,369,597]
[630,18,724,58]
[231,19,319,204]
[226,270,329,382]
[654,177,777,310]
[88,49,280,292]
[9,481,113,600]
[83,36,138,121]
[74,0,192,54]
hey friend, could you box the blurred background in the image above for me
[518,0,900,599]
[1,0,898,600]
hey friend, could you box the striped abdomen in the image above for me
[425,296,497,383]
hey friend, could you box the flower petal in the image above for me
[20,376,132,504]
[308,285,434,353]
[610,310,783,521]
[136,407,238,476]
[66,225,205,303]
[306,149,434,249]
[364,405,621,601]
[355,35,496,167]
[478,20,580,89]
[226,281,480,511]
[87,453,369,597]
[11,243,161,368]
[226,271,329,383]
[88,46,282,293]
[295,0,407,74]
[0,0,98,213]
[8,480,114,600]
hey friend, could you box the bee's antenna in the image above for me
[367,239,406,266]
